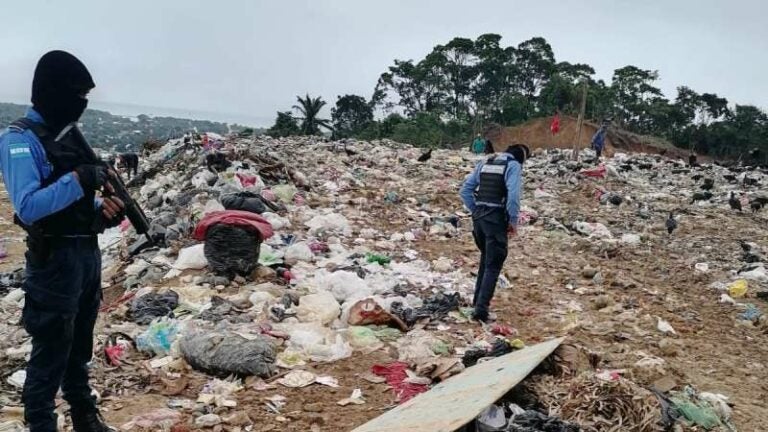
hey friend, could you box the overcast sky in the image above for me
[1,0,766,126]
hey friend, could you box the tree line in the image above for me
[267,34,767,163]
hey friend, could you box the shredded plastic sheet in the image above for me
[179,331,276,378]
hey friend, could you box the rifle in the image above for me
[65,124,156,255]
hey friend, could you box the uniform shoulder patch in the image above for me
[8,142,32,159]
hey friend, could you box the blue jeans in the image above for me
[471,207,508,319]
[22,236,102,432]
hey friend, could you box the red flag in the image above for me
[550,113,560,135]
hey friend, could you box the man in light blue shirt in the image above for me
[460,144,528,322]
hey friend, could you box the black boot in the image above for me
[71,409,115,432]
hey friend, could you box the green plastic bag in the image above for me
[366,253,391,265]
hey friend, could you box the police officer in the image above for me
[0,51,125,431]
[459,144,529,322]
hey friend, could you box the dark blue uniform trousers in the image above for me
[471,207,508,320]
[21,237,102,432]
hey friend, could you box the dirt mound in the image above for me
[484,116,688,158]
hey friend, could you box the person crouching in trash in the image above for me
[459,144,529,323]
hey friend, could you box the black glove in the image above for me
[75,164,109,191]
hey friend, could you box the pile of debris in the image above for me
[1,132,766,431]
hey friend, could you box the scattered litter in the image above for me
[337,388,365,406]
[656,317,677,335]
[6,370,25,389]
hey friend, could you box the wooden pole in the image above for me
[573,80,588,160]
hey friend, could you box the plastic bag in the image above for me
[728,279,748,298]
[173,244,208,270]
[306,214,352,236]
[310,270,371,302]
[348,326,382,349]
[179,331,276,378]
[262,212,291,230]
[477,404,507,431]
[280,323,352,362]
[129,291,179,325]
[192,170,217,188]
[295,290,341,325]
[285,242,314,264]
[272,184,298,203]
[136,318,179,356]
[204,224,261,277]
[120,408,182,431]
[573,221,613,239]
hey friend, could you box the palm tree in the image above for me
[293,94,332,135]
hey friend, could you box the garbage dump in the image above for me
[0,132,766,431]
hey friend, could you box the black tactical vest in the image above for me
[9,118,98,236]
[476,156,509,205]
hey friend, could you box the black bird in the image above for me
[751,200,765,213]
[701,178,714,191]
[417,148,433,162]
[666,212,678,235]
[690,191,713,203]
[743,176,759,187]
[729,192,742,211]
[739,241,762,263]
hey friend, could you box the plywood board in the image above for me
[352,337,565,432]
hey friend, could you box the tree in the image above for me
[433,37,479,118]
[367,34,767,160]
[331,94,374,138]
[512,37,556,99]
[611,66,663,131]
[266,111,300,137]
[293,94,332,135]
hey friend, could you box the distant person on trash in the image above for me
[459,143,528,323]
[471,134,486,154]
[484,139,495,155]
[117,152,138,179]
[206,151,231,173]
[591,124,608,159]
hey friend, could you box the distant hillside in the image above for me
[485,116,689,159]
[0,102,262,151]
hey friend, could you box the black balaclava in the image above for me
[506,144,530,165]
[31,50,95,133]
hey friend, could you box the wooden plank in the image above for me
[352,337,565,432]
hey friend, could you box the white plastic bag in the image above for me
[262,212,291,230]
[284,242,314,264]
[192,170,217,189]
[310,270,372,302]
[306,214,352,236]
[295,290,340,325]
[172,244,208,270]
[477,404,507,431]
